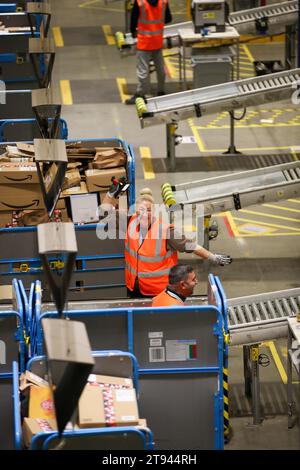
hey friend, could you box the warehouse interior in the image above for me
[0,0,300,451]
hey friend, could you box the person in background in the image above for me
[152,264,198,306]
[125,0,172,105]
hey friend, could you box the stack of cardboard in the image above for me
[0,144,44,227]
[20,370,57,448]
[19,370,147,448]
[0,141,128,226]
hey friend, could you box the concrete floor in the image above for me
[50,0,300,449]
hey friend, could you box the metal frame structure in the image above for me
[0,279,28,450]
[13,350,154,450]
[136,68,300,169]
[0,138,135,300]
[117,0,298,60]
[28,274,225,450]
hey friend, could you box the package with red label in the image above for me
[28,386,55,420]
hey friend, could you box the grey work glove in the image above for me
[209,253,232,266]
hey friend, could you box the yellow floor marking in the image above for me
[102,25,115,45]
[52,26,64,47]
[140,147,155,180]
[232,215,300,232]
[189,145,298,153]
[291,147,300,161]
[240,209,300,224]
[79,0,100,7]
[265,341,287,384]
[59,80,73,105]
[224,212,240,237]
[242,44,255,63]
[116,77,130,103]
[263,203,300,214]
[188,119,206,152]
[288,199,300,204]
[195,122,300,129]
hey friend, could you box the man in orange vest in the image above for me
[125,0,172,105]
[152,264,198,307]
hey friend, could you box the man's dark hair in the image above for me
[169,264,194,285]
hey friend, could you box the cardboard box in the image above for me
[20,371,49,392]
[60,181,88,198]
[111,388,139,426]
[22,418,57,448]
[78,384,106,428]
[0,162,39,184]
[29,386,56,420]
[87,374,133,389]
[78,383,139,428]
[0,285,12,300]
[0,184,44,211]
[85,168,126,193]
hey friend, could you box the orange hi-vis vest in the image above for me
[125,214,178,296]
[152,290,184,307]
[137,0,167,50]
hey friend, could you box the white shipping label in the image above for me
[149,347,165,363]
[121,416,136,421]
[150,338,162,347]
[166,340,197,362]
[148,331,163,339]
[87,374,96,382]
[181,136,196,144]
[115,389,135,402]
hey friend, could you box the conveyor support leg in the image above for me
[166,122,177,171]
[251,344,262,425]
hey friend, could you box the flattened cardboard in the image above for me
[22,418,57,448]
[60,181,88,198]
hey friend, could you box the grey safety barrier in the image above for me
[0,279,27,450]
[32,275,225,449]
[13,351,154,450]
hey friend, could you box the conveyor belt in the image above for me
[117,0,298,52]
[40,295,207,313]
[167,161,300,216]
[138,68,300,127]
[228,0,298,35]
[228,288,300,346]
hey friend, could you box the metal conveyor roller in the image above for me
[137,68,300,127]
[228,288,300,346]
[168,161,300,216]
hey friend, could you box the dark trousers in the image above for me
[127,279,153,299]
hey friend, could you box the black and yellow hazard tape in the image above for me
[223,366,230,441]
